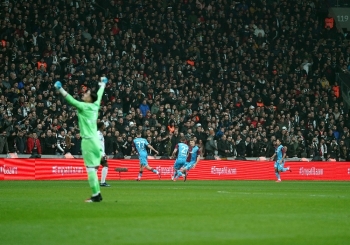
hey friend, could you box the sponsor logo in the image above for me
[52,166,84,175]
[211,166,237,175]
[156,166,174,175]
[0,165,18,175]
[348,168,350,175]
[299,167,323,176]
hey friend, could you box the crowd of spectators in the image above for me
[0,0,350,161]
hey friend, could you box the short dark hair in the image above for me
[97,122,105,130]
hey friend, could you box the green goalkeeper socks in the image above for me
[87,169,100,196]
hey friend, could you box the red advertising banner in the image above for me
[114,160,350,181]
[35,159,87,180]
[0,158,35,180]
[0,159,350,181]
[0,159,3,181]
[335,164,350,181]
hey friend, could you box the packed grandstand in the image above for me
[0,0,349,161]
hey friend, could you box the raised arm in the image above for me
[95,77,108,106]
[54,81,84,110]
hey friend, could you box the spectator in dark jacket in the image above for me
[245,137,254,157]
[0,131,9,154]
[7,131,17,153]
[71,133,82,155]
[205,129,217,157]
[104,132,114,155]
[155,135,167,156]
[217,135,230,157]
[194,124,207,143]
[15,131,26,154]
[236,135,246,157]
[39,132,46,154]
[113,136,125,158]
[44,130,57,155]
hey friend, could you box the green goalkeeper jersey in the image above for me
[65,85,105,138]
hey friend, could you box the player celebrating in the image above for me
[269,139,291,182]
[133,131,160,181]
[54,77,108,202]
[177,138,201,182]
[171,137,189,181]
[97,122,110,187]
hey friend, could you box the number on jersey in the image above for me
[137,141,145,150]
[180,146,188,157]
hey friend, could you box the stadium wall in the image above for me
[0,159,350,181]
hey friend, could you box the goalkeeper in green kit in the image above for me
[54,77,108,202]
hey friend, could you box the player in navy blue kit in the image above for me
[133,131,160,181]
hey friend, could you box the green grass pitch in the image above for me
[1,180,349,245]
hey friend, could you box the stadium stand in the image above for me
[0,0,349,161]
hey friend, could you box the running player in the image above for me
[278,146,292,176]
[54,77,108,202]
[97,122,110,187]
[269,139,291,182]
[171,137,189,181]
[133,131,160,181]
[178,138,201,182]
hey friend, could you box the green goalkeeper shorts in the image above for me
[82,137,103,167]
